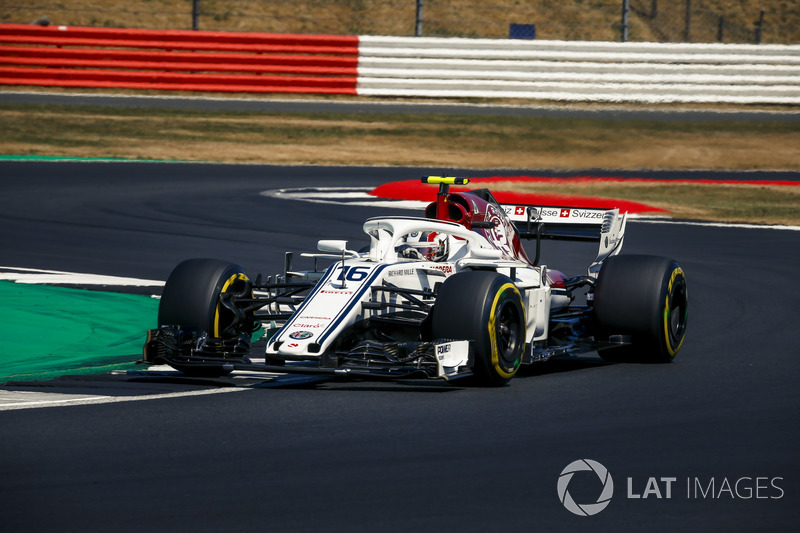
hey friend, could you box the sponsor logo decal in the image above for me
[436,343,451,360]
[571,209,604,219]
[484,203,515,259]
[289,331,314,340]
[387,268,417,277]
[538,208,606,220]
[427,264,454,275]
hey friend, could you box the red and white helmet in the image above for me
[401,231,449,261]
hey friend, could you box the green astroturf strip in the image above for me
[0,281,158,383]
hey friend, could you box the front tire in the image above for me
[158,258,254,376]
[593,255,688,363]
[431,271,526,386]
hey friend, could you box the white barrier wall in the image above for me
[356,36,800,104]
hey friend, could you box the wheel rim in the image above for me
[667,279,688,344]
[662,267,688,358]
[495,299,523,366]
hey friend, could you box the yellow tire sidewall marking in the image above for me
[487,283,525,379]
[663,267,685,358]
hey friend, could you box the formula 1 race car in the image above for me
[142,177,688,386]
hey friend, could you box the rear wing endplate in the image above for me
[502,204,627,274]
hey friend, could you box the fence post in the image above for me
[192,0,199,31]
[621,0,630,42]
[415,0,423,37]
[717,15,724,42]
[756,9,765,44]
[684,0,691,42]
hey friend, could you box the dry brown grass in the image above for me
[488,180,800,225]
[1,103,798,225]
[1,0,797,44]
[2,105,798,170]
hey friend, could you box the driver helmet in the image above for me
[400,231,449,261]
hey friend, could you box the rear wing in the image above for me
[502,204,628,274]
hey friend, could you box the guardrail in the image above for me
[1,24,799,104]
[0,24,359,94]
[357,36,800,104]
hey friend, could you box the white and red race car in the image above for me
[143,177,688,386]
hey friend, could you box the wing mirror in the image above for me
[317,240,349,253]
[472,247,503,260]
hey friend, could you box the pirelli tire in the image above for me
[593,255,688,363]
[431,270,526,386]
[158,258,253,377]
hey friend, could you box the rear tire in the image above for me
[431,271,525,386]
[593,255,688,363]
[158,258,253,377]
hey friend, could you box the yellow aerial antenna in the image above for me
[421,176,471,220]
[421,176,470,185]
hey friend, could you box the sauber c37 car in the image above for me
[142,177,688,386]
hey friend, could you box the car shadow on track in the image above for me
[515,355,614,378]
[117,354,614,393]
[256,355,615,392]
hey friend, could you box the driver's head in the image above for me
[403,231,448,261]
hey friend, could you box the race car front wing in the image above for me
[142,326,472,380]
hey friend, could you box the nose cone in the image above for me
[277,329,318,356]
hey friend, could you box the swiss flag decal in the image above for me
[515,206,525,215]
[560,208,571,217]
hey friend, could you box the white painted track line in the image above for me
[0,266,164,286]
[0,387,248,411]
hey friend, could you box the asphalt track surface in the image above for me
[1,162,798,531]
[4,90,800,122]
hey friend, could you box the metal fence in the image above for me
[1,0,797,44]
[626,0,774,44]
